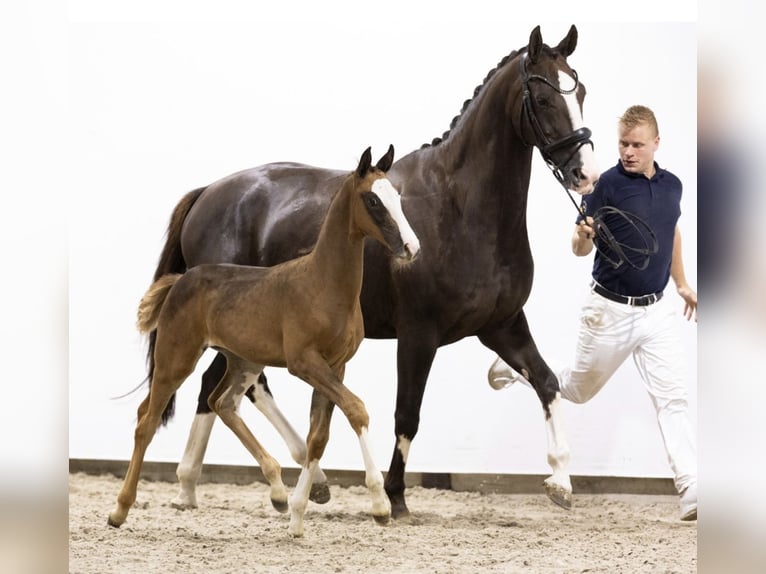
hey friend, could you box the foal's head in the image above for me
[350,146,420,261]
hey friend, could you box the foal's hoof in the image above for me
[107,515,122,528]
[271,498,289,514]
[309,482,331,505]
[543,481,572,510]
[373,512,391,526]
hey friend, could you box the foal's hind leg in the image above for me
[109,354,201,527]
[209,356,289,513]
[479,312,572,509]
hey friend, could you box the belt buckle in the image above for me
[626,295,634,305]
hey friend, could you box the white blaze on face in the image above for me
[371,178,420,257]
[558,70,599,193]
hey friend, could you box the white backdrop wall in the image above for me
[69,17,696,480]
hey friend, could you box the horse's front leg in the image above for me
[385,331,439,521]
[479,311,572,509]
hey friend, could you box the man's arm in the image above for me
[671,224,698,321]
[571,216,595,257]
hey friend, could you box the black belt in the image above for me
[591,281,663,306]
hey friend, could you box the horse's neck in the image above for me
[419,62,533,222]
[309,183,364,301]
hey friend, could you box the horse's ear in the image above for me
[555,25,578,57]
[375,144,395,172]
[357,146,373,177]
[528,25,542,63]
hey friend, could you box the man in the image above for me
[489,105,698,521]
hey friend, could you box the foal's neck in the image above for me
[309,179,365,299]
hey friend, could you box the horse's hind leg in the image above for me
[172,353,227,509]
[249,371,331,504]
[479,312,572,509]
[209,356,288,513]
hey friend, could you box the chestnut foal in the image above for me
[108,146,420,536]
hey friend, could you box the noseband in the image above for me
[519,51,657,271]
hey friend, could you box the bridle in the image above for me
[519,50,593,189]
[519,50,658,270]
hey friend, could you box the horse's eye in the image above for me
[365,194,381,208]
[535,96,550,108]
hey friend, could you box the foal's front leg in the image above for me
[287,354,390,537]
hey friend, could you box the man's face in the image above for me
[618,122,659,178]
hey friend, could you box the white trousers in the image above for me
[557,289,697,492]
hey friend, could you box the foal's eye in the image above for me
[365,193,381,208]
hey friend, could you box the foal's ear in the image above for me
[357,146,372,177]
[555,24,578,57]
[375,144,395,172]
[528,25,542,63]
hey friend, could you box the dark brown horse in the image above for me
[153,24,598,519]
[109,146,419,536]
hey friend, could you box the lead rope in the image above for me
[561,184,658,270]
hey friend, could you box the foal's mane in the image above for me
[421,48,522,149]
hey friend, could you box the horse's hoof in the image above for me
[309,482,331,505]
[373,512,391,526]
[170,501,197,511]
[390,502,411,522]
[271,498,289,514]
[544,481,572,510]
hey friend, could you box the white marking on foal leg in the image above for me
[172,412,217,509]
[359,427,391,525]
[371,179,420,257]
[542,393,572,509]
[288,460,318,538]
[250,376,330,504]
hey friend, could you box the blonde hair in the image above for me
[619,105,659,137]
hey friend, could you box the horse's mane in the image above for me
[421,48,522,149]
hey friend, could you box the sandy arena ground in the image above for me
[69,472,696,573]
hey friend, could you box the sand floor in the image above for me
[69,472,696,573]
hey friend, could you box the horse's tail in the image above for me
[146,187,205,425]
[137,274,182,333]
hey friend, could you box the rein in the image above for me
[518,51,658,271]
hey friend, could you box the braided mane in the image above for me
[421,48,522,149]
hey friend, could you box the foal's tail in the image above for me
[146,187,205,425]
[137,274,182,333]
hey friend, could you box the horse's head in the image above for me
[517,25,599,195]
[352,145,420,261]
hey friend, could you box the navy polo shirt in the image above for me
[577,160,682,296]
